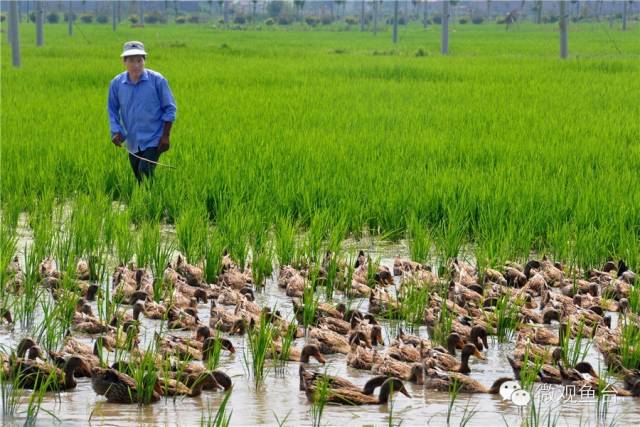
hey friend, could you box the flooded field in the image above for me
[1,228,639,426]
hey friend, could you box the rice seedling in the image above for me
[251,226,274,288]
[128,341,162,405]
[275,215,297,268]
[398,280,431,331]
[244,312,275,389]
[302,272,320,331]
[522,393,561,427]
[273,409,292,427]
[218,207,251,272]
[407,213,431,263]
[446,377,462,425]
[518,346,544,392]
[176,203,208,265]
[114,211,135,266]
[559,319,591,368]
[274,316,298,374]
[303,212,328,266]
[204,228,225,284]
[619,319,640,370]
[309,373,330,427]
[491,295,521,343]
[432,298,454,348]
[0,351,22,418]
[200,389,233,427]
[205,329,225,371]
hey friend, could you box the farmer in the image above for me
[108,41,177,182]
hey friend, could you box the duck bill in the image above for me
[315,353,326,364]
[474,349,486,360]
[400,387,412,398]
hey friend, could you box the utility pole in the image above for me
[559,0,568,59]
[112,0,117,31]
[36,1,44,46]
[423,0,428,29]
[393,0,399,43]
[441,1,449,55]
[9,0,21,67]
[139,0,145,25]
[68,0,73,36]
[622,0,628,31]
[373,0,378,35]
[360,0,365,31]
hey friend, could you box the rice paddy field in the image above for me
[1,14,640,427]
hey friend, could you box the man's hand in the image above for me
[158,135,170,154]
[112,133,124,147]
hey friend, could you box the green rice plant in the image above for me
[218,207,251,271]
[302,272,320,331]
[446,377,462,424]
[459,399,479,427]
[518,345,544,391]
[0,351,23,418]
[128,341,161,405]
[114,210,135,266]
[310,373,330,427]
[0,224,18,286]
[205,329,225,371]
[274,316,298,374]
[273,409,292,427]
[407,213,431,263]
[204,228,225,284]
[436,205,468,263]
[23,370,61,426]
[619,319,640,370]
[628,285,640,315]
[490,295,521,343]
[200,389,233,427]
[432,298,454,348]
[522,393,561,427]
[559,319,591,368]
[303,212,329,266]
[398,280,431,331]
[275,215,297,268]
[176,203,208,265]
[324,218,347,301]
[251,223,274,288]
[244,312,275,389]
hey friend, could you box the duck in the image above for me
[425,344,485,374]
[91,366,161,404]
[156,372,219,397]
[164,361,233,391]
[273,342,325,363]
[425,369,513,394]
[134,300,167,320]
[12,356,88,391]
[371,356,425,384]
[308,327,351,354]
[346,344,381,371]
[167,306,200,330]
[386,341,423,363]
[300,364,366,392]
[175,255,205,287]
[0,308,12,324]
[517,325,560,346]
[305,376,411,405]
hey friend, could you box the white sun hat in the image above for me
[121,41,147,57]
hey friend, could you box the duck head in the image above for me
[300,344,325,364]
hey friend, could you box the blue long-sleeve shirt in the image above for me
[108,69,177,153]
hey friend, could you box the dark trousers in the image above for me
[128,146,160,183]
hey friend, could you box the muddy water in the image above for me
[2,232,640,426]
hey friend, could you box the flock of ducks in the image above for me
[1,248,639,410]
